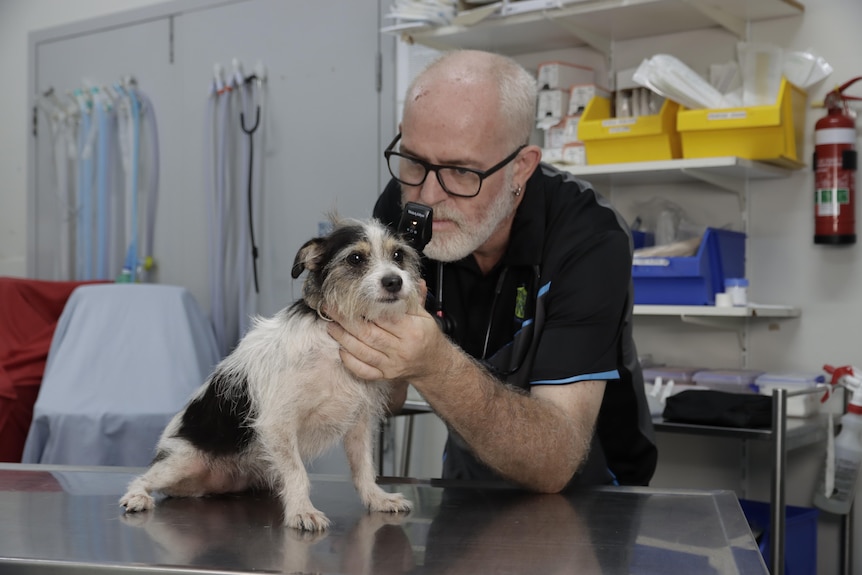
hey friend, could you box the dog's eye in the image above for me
[392,250,404,263]
[347,252,364,266]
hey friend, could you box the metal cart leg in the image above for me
[400,414,415,477]
[770,388,787,575]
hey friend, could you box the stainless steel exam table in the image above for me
[0,463,767,574]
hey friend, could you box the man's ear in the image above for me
[515,144,543,184]
[291,238,325,278]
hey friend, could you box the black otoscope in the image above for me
[397,202,454,334]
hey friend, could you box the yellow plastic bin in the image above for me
[677,78,807,169]
[578,96,681,164]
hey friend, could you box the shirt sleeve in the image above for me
[528,229,631,386]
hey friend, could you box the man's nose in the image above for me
[417,170,449,204]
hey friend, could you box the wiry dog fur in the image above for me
[120,217,422,531]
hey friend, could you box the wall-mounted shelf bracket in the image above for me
[679,315,748,350]
[545,16,611,56]
[684,0,749,39]
[679,167,747,198]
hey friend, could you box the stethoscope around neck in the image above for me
[434,261,541,378]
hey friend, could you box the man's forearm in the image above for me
[410,345,593,493]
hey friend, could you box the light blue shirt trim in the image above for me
[530,369,620,386]
[538,282,551,297]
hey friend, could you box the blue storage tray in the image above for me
[632,230,654,250]
[739,499,818,575]
[632,228,746,305]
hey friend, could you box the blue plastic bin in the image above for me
[739,499,818,575]
[632,228,746,305]
[632,230,655,250]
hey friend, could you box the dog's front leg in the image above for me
[259,426,330,531]
[343,412,412,514]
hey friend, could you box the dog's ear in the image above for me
[291,237,326,278]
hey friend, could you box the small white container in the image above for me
[642,366,703,386]
[692,369,765,394]
[754,372,826,417]
[724,278,749,306]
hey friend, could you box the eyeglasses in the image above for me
[384,133,526,198]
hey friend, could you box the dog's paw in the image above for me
[365,491,413,514]
[119,491,155,513]
[285,508,331,532]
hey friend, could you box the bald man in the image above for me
[327,50,656,490]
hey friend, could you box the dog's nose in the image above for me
[381,275,403,293]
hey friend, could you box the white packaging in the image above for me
[542,147,564,164]
[562,116,582,144]
[561,143,586,166]
[536,89,568,120]
[543,120,566,149]
[568,84,610,115]
[537,61,595,90]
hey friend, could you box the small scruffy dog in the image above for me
[120,217,421,531]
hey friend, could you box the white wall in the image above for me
[0,0,170,277]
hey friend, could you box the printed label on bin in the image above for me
[633,257,670,266]
[601,117,637,128]
[609,126,631,134]
[706,111,748,121]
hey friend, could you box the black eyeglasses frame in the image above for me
[383,133,526,199]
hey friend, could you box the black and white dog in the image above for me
[120,217,421,531]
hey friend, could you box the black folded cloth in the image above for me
[663,390,773,428]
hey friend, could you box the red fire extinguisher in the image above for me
[814,77,862,245]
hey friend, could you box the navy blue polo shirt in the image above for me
[374,163,657,487]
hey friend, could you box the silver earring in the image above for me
[513,185,522,197]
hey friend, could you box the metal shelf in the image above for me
[634,304,801,318]
[654,413,827,451]
[393,0,804,55]
[557,156,798,194]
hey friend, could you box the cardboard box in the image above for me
[561,143,586,166]
[536,89,569,121]
[543,115,582,151]
[536,61,595,90]
[569,84,610,115]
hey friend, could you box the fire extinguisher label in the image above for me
[816,188,851,215]
[815,128,857,146]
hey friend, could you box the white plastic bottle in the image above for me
[813,366,862,515]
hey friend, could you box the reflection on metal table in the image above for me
[0,463,766,574]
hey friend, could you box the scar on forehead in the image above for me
[411,87,429,103]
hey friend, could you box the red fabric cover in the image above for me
[0,277,100,462]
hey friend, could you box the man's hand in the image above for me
[325,304,448,383]
[324,290,604,493]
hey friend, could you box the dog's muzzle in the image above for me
[381,275,403,294]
